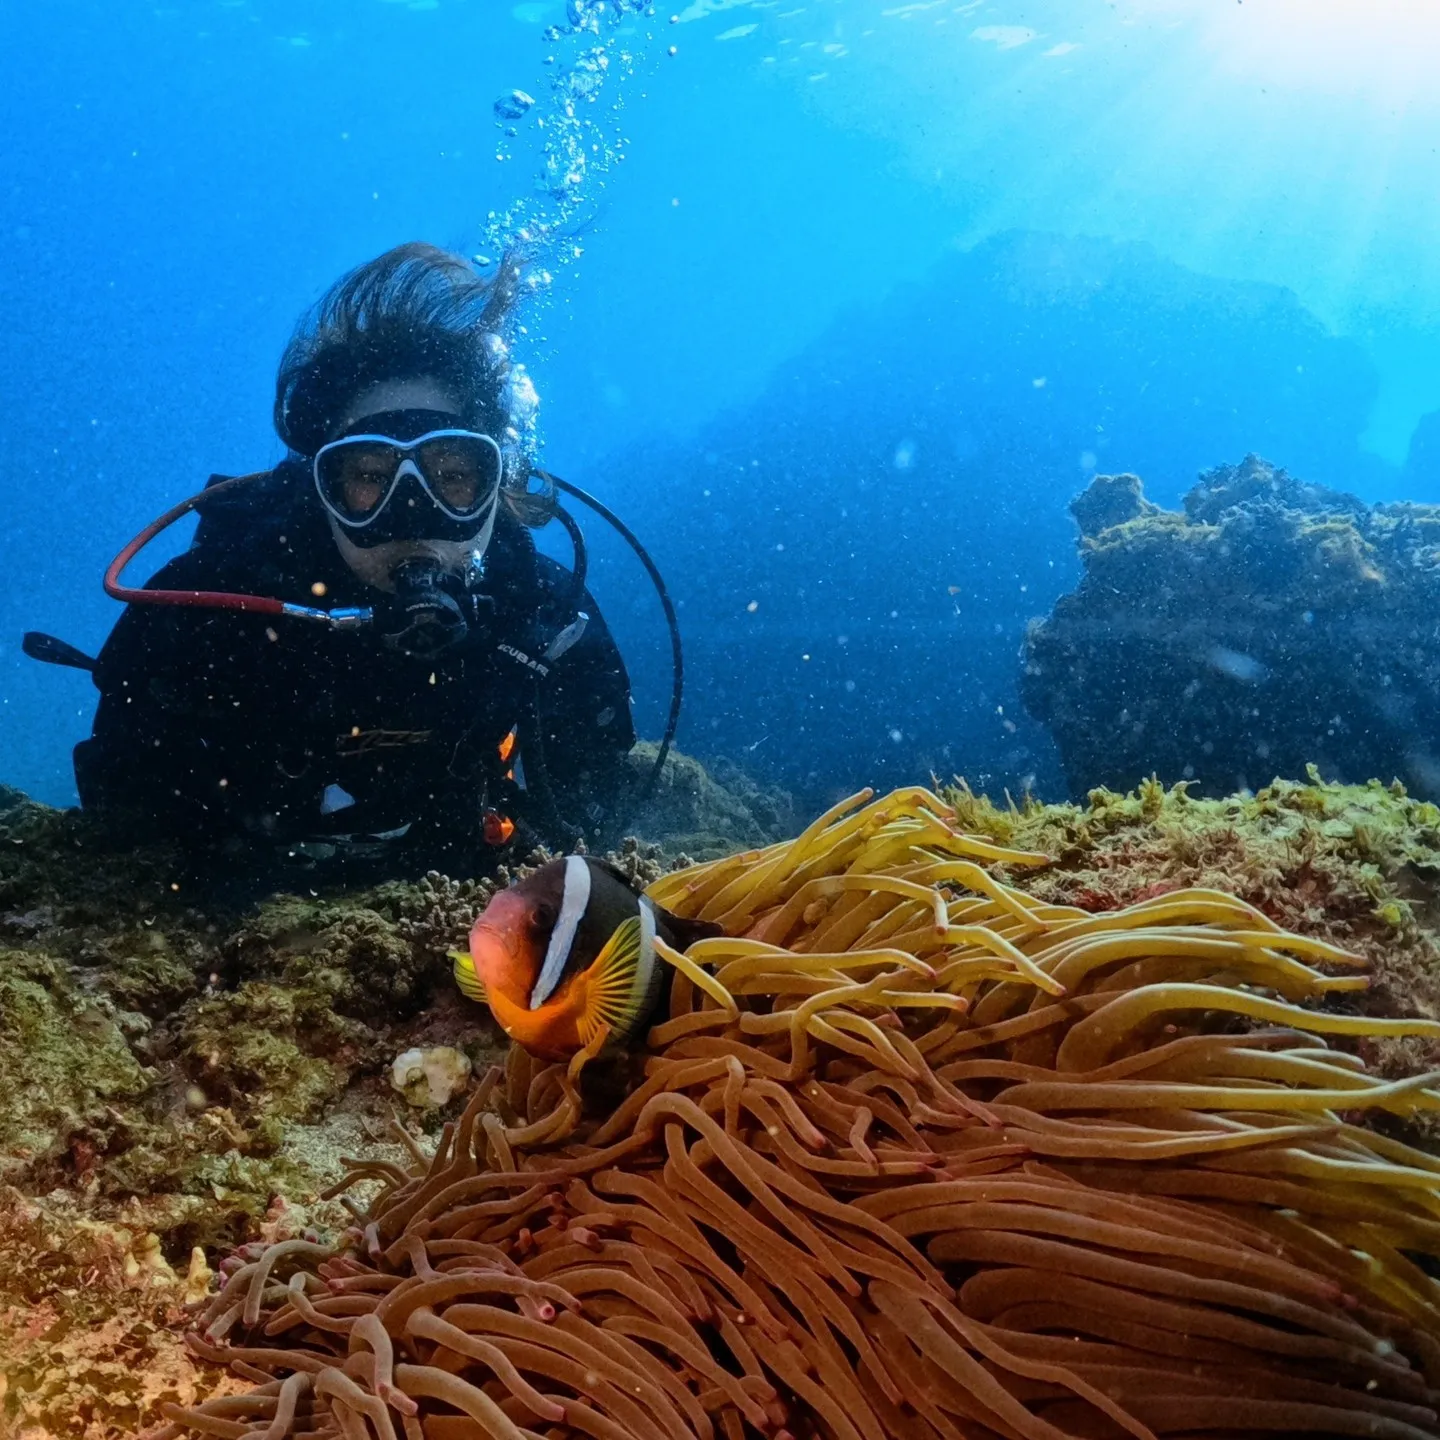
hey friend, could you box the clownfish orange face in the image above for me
[451,856,719,1063]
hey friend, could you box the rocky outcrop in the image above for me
[1023,455,1440,799]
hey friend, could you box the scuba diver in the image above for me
[27,243,677,872]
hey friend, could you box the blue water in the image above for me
[4,0,1439,813]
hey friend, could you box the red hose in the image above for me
[103,472,289,615]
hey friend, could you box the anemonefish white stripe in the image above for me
[635,894,658,1009]
[530,854,591,1009]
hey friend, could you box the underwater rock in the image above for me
[388,1044,473,1108]
[1068,470,1159,538]
[621,740,794,857]
[1023,453,1440,800]
[1404,406,1440,498]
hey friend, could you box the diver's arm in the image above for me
[74,554,296,837]
[77,605,237,833]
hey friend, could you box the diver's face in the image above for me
[324,377,495,592]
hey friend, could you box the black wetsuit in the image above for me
[75,462,636,868]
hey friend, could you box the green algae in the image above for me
[0,949,153,1187]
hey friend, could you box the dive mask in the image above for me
[313,408,503,545]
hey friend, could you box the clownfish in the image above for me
[451,856,720,1062]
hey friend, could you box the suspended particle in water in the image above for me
[494,89,536,121]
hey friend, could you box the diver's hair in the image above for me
[273,242,523,458]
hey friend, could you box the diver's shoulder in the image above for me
[189,459,325,565]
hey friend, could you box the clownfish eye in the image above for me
[530,902,556,935]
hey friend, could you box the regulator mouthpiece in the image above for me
[382,557,469,657]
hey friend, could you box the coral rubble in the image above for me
[1023,454,1440,800]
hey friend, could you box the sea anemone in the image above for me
[154,787,1440,1440]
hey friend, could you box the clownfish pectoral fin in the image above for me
[450,950,488,1005]
[574,915,648,1047]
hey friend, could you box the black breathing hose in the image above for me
[534,468,683,810]
[551,500,589,613]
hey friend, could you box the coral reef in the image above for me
[0,1188,227,1440]
[159,788,1440,1440]
[1023,454,1440,800]
[0,749,785,1437]
[9,766,1440,1434]
[388,1047,473,1110]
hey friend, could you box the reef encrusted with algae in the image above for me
[0,748,790,1438]
[1023,454,1440,801]
[944,769,1440,1085]
[6,759,1440,1435]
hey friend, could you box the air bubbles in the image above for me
[481,0,659,471]
[493,89,536,121]
[567,0,605,31]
